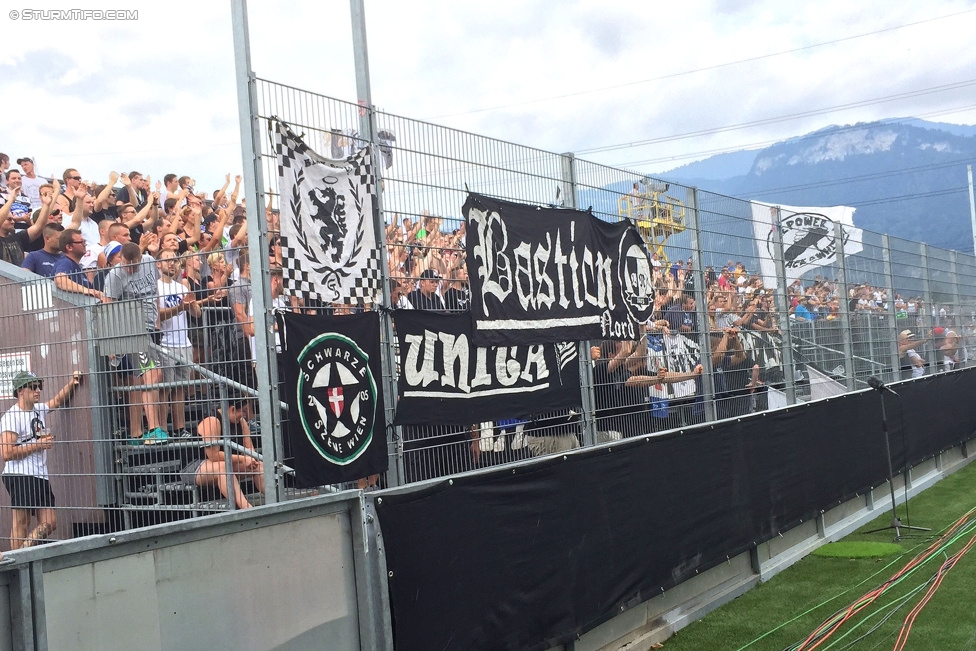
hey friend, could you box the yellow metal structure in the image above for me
[618,188,686,264]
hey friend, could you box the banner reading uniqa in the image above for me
[463,193,656,346]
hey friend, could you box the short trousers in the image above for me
[161,345,193,383]
[2,474,56,513]
[125,351,159,377]
[181,459,204,486]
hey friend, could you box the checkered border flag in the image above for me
[273,118,382,307]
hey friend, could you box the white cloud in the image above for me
[1,0,974,196]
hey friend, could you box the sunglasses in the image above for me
[68,176,82,181]
[25,384,42,391]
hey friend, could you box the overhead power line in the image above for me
[576,79,976,155]
[425,8,976,121]
[609,104,976,170]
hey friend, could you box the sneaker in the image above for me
[176,428,195,439]
[128,435,146,447]
[145,428,170,445]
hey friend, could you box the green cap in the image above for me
[11,371,40,392]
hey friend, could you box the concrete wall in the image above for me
[0,491,383,651]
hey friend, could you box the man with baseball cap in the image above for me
[16,157,45,211]
[407,269,445,311]
[898,329,928,379]
[0,369,82,548]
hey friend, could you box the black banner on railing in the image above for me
[278,311,389,486]
[463,193,655,346]
[392,311,582,426]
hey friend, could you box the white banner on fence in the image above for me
[751,201,862,288]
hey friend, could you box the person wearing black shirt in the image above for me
[710,329,760,419]
[442,264,470,312]
[407,269,445,311]
[0,178,47,266]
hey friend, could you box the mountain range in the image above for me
[660,119,976,253]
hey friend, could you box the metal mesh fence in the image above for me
[0,79,974,548]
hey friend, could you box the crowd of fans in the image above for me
[1,152,972,492]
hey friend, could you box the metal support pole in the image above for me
[968,164,976,257]
[881,235,901,383]
[559,155,597,445]
[558,154,597,446]
[351,0,404,486]
[769,206,797,404]
[687,187,716,421]
[231,0,282,503]
[559,152,576,210]
[833,222,856,391]
[920,243,938,372]
[950,251,961,324]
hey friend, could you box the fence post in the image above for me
[561,154,597,447]
[919,243,938,372]
[950,250,961,324]
[833,222,856,391]
[231,0,283,503]
[881,235,901,383]
[686,188,716,422]
[351,0,404,486]
[769,207,797,404]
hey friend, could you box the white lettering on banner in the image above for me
[470,208,618,317]
[402,331,553,395]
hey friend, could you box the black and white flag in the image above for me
[274,119,383,305]
[278,311,389,486]
[392,311,582,426]
[463,193,656,346]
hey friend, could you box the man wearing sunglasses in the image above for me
[0,369,82,549]
[0,175,48,266]
[55,169,82,215]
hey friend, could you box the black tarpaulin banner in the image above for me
[278,311,388,486]
[392,310,582,426]
[463,193,655,346]
[377,367,976,651]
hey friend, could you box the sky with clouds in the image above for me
[3,0,975,194]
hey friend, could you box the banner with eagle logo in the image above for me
[278,311,389,487]
[273,119,383,306]
[751,201,863,288]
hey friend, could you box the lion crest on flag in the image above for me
[273,119,382,305]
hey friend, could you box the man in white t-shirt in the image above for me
[0,370,81,549]
[16,158,46,211]
[157,251,200,438]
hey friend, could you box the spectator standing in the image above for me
[0,370,81,548]
[407,269,445,310]
[21,224,64,277]
[103,243,168,444]
[61,183,99,247]
[0,180,47,265]
[1,170,33,231]
[115,171,148,210]
[55,169,82,216]
[16,158,45,211]
[898,330,927,379]
[157,251,200,438]
[53,229,103,299]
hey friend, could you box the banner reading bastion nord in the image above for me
[463,193,656,346]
